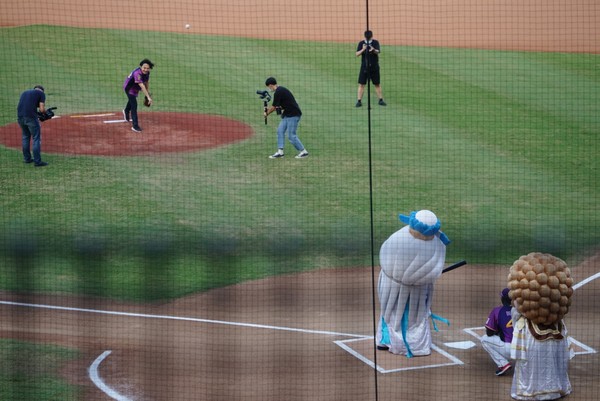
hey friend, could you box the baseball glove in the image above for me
[144,95,152,108]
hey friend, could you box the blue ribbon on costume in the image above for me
[380,316,391,345]
[399,211,450,245]
[430,312,450,332]
[399,303,450,357]
[401,298,413,358]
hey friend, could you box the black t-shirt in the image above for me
[273,86,302,117]
[17,89,45,119]
[357,39,380,68]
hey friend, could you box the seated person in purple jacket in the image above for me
[481,287,514,376]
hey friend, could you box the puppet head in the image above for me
[508,252,573,325]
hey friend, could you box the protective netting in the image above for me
[0,1,599,400]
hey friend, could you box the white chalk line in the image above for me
[103,119,128,124]
[0,300,369,339]
[89,350,133,401]
[335,337,464,373]
[572,271,600,290]
[0,299,368,400]
[464,326,596,356]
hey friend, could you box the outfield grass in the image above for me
[0,25,598,300]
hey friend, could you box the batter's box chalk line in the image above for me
[334,337,464,374]
[464,327,597,356]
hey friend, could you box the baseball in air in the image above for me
[185,24,191,29]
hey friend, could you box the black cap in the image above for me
[265,77,277,86]
[364,30,373,40]
[34,85,45,92]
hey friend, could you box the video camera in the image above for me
[256,90,271,102]
[38,107,57,122]
[256,90,272,125]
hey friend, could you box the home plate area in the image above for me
[336,327,596,374]
[335,337,464,374]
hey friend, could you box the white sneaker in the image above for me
[269,152,284,159]
[295,150,309,159]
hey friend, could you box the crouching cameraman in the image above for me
[17,85,49,167]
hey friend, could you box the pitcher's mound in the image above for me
[0,112,254,156]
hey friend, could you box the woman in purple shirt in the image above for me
[123,59,154,132]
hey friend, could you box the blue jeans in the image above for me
[276,116,304,151]
[124,93,140,128]
[18,116,42,164]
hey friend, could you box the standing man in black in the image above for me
[17,85,48,167]
[355,30,386,107]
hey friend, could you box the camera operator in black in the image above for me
[356,30,386,107]
[17,85,49,166]
[264,77,309,159]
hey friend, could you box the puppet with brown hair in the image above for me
[508,252,574,400]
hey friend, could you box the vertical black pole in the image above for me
[365,3,380,401]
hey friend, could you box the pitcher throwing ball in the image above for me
[123,59,154,132]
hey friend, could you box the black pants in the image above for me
[124,93,140,128]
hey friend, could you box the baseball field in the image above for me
[0,1,599,400]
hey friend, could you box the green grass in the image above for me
[0,339,81,400]
[0,25,599,300]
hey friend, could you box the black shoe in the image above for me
[378,99,387,106]
[132,126,142,132]
[355,100,362,107]
[24,160,34,164]
[34,161,48,167]
[376,345,389,351]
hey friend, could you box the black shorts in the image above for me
[358,66,380,85]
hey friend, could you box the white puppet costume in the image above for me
[376,210,450,357]
[508,253,574,400]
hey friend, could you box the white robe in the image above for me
[376,226,446,356]
[510,315,573,400]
